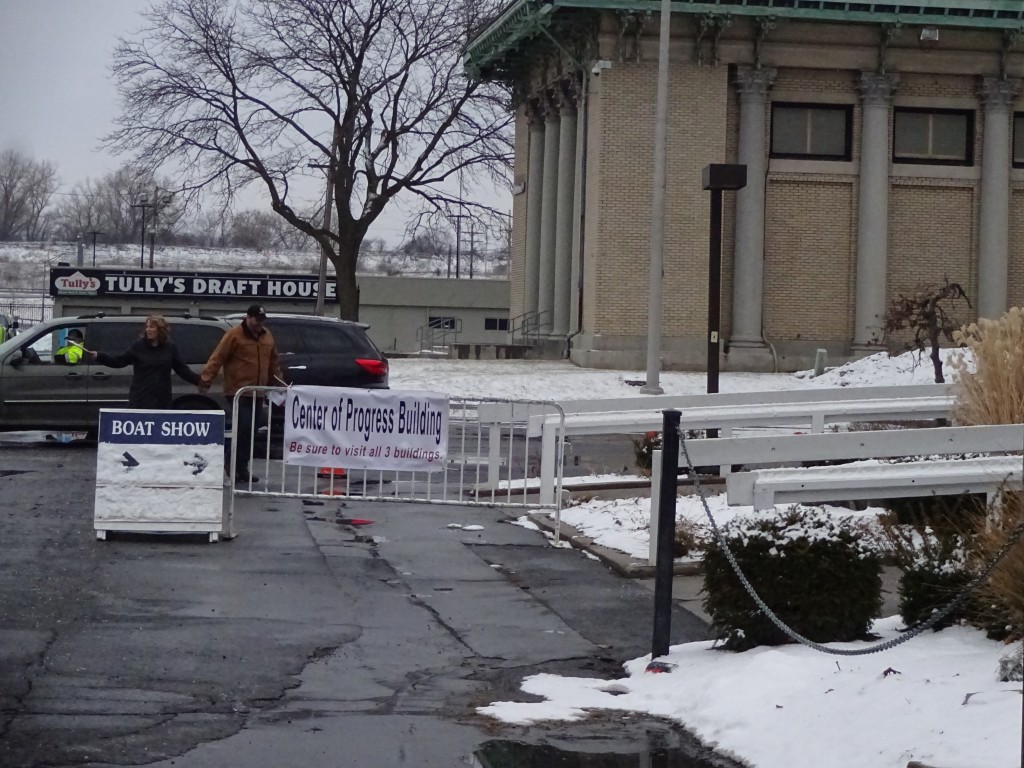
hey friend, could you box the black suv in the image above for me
[222,313,389,389]
[0,314,231,433]
[220,313,389,458]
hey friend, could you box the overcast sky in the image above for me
[0,1,137,187]
[0,1,509,246]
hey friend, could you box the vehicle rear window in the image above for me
[173,324,228,364]
[300,324,372,355]
[86,322,143,353]
[267,322,307,355]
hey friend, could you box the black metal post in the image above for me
[651,409,681,659]
[707,188,722,397]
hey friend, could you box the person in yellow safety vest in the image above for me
[56,329,86,365]
[0,325,5,344]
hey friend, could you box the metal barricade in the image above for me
[225,386,565,535]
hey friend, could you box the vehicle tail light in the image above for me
[356,358,389,378]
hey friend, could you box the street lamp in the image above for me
[85,230,104,267]
[131,196,155,269]
[131,193,172,269]
[701,164,747,402]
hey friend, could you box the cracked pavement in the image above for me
[0,439,724,768]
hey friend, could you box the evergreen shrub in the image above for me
[878,501,982,631]
[701,505,883,651]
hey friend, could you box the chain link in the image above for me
[677,426,1024,656]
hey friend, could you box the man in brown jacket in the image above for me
[199,304,284,483]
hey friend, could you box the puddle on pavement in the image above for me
[474,738,736,767]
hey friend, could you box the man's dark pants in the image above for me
[226,396,265,478]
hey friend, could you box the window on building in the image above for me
[770,103,852,160]
[1013,113,1024,167]
[428,316,456,330]
[893,108,973,165]
[484,317,509,331]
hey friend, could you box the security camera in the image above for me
[591,60,611,76]
[591,64,602,76]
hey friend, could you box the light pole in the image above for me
[700,164,747,405]
[641,0,672,395]
[85,230,104,267]
[131,197,154,268]
[149,191,173,268]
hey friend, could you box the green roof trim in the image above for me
[466,0,1024,79]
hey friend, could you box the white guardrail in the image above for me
[529,388,956,505]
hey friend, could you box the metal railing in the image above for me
[225,387,565,537]
[415,318,462,353]
[510,309,549,344]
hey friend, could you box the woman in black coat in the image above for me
[90,315,200,409]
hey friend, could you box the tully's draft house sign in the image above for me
[50,267,336,302]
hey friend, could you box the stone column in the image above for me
[537,94,561,332]
[730,67,776,355]
[523,99,545,319]
[978,76,1019,319]
[553,79,579,336]
[853,72,898,348]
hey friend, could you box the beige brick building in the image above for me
[466,1,1024,372]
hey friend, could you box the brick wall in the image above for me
[586,59,729,338]
[764,177,855,340]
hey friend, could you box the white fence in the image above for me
[530,389,955,504]
[225,387,565,536]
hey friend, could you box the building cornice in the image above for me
[465,0,1024,80]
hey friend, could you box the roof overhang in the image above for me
[465,0,1024,80]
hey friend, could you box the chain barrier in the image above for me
[677,426,1024,656]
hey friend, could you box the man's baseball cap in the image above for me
[246,304,267,319]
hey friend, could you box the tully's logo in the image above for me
[55,272,101,293]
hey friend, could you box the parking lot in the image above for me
[0,437,718,768]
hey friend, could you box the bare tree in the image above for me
[885,279,972,384]
[54,166,183,244]
[0,150,60,241]
[106,0,513,319]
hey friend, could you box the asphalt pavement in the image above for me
[0,438,725,768]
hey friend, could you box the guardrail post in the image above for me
[651,409,680,659]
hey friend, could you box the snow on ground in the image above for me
[397,347,1019,768]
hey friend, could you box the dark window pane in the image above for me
[772,107,808,155]
[810,109,847,156]
[771,104,849,159]
[172,325,227,364]
[894,109,971,164]
[894,111,929,156]
[300,325,364,355]
[88,322,143,353]
[931,113,967,159]
[267,323,306,355]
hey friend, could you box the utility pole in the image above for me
[309,126,340,316]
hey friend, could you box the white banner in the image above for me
[283,386,448,472]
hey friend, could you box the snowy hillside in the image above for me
[0,241,507,294]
